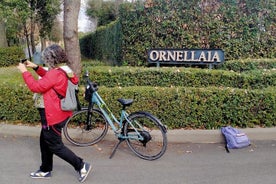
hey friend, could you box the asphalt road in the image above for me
[0,134,276,184]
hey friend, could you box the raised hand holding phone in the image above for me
[20,58,27,64]
[17,63,27,73]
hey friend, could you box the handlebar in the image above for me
[84,70,98,92]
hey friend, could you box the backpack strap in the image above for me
[52,69,68,99]
[221,127,230,153]
[225,144,230,153]
[52,88,64,99]
[57,68,70,78]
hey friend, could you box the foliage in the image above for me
[0,59,275,129]
[0,46,25,67]
[86,0,119,26]
[80,20,122,65]
[0,0,30,46]
[95,86,276,129]
[0,83,40,123]
[35,0,61,39]
[80,61,276,90]
[0,0,61,48]
[81,0,275,66]
[117,0,275,66]
[216,59,276,72]
[0,79,275,129]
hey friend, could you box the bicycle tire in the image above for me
[63,108,108,146]
[123,111,167,160]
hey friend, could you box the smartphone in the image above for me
[20,59,27,64]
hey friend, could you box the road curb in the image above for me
[168,128,276,143]
[1,123,276,143]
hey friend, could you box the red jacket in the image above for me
[22,66,79,126]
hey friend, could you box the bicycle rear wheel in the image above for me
[63,108,108,146]
[123,111,167,160]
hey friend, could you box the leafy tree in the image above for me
[35,0,61,51]
[0,0,32,57]
[0,1,8,47]
[0,0,61,54]
[86,0,121,26]
[0,21,8,47]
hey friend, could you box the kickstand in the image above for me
[109,139,125,159]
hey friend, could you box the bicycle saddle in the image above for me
[118,98,133,107]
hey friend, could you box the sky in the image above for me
[78,0,96,32]
[57,0,96,33]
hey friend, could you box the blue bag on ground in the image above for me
[221,126,250,153]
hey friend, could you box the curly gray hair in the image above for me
[42,44,68,69]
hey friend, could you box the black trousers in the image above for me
[38,108,83,172]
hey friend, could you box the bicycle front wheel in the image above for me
[63,108,108,146]
[123,111,167,160]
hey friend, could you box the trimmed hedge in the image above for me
[0,46,25,67]
[79,20,122,65]
[0,83,275,129]
[0,59,275,129]
[96,86,276,129]
[216,59,276,72]
[119,0,276,66]
[82,65,276,90]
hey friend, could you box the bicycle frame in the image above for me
[89,90,144,141]
[91,91,121,131]
[63,74,168,160]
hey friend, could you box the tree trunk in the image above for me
[0,21,8,47]
[30,15,36,54]
[24,24,32,60]
[63,0,81,77]
[40,37,46,52]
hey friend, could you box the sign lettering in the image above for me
[148,49,225,66]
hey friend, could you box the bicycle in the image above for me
[63,71,167,160]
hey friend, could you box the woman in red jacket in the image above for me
[17,44,92,183]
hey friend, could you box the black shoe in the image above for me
[78,162,92,182]
[30,170,51,179]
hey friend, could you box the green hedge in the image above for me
[97,86,276,129]
[119,0,276,66]
[81,0,275,66]
[0,60,275,129]
[0,84,40,123]
[216,59,276,72]
[79,20,122,65]
[0,46,25,67]
[82,65,276,90]
[0,83,275,129]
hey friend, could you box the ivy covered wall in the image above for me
[119,0,275,66]
[80,0,275,66]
